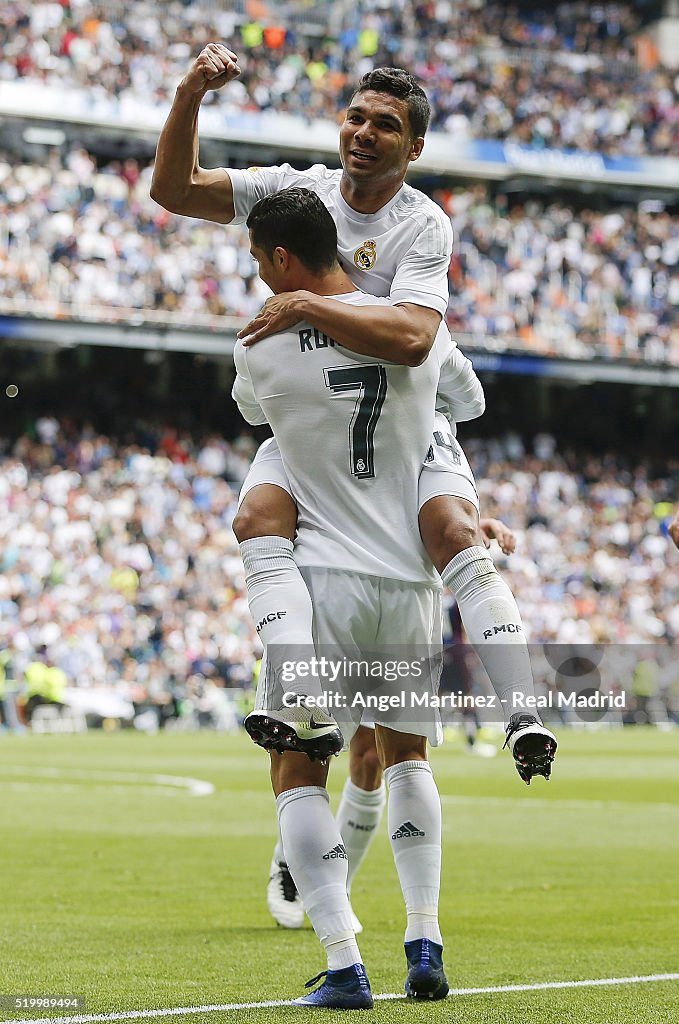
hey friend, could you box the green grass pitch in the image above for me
[1,728,678,1024]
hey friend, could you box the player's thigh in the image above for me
[234,437,298,541]
[419,412,480,511]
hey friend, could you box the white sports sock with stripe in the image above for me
[442,545,535,724]
[384,760,442,945]
[277,786,363,969]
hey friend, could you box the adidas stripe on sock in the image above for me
[277,785,362,969]
[384,760,443,946]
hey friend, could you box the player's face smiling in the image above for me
[339,91,423,191]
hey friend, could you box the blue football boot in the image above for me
[293,963,373,1009]
[404,938,449,1000]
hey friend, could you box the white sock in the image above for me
[240,536,320,701]
[442,546,534,725]
[272,833,285,867]
[384,760,442,945]
[336,779,386,895]
[277,786,362,969]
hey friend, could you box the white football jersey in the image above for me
[233,291,451,585]
[227,163,452,315]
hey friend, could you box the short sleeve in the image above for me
[232,341,268,426]
[389,211,453,316]
[435,333,485,424]
[226,163,330,225]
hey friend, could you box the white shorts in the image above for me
[238,412,479,513]
[237,436,289,507]
[418,411,480,512]
[255,567,444,747]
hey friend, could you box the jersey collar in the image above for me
[336,182,406,222]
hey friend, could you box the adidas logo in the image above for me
[322,843,348,860]
[391,821,425,839]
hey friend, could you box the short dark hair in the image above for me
[246,188,338,273]
[354,67,430,138]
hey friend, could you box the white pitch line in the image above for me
[2,972,677,1024]
[3,766,214,797]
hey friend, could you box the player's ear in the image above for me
[273,245,289,270]
[408,136,425,162]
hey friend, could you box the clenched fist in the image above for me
[182,43,241,95]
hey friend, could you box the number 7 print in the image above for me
[324,364,387,478]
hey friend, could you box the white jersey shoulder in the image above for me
[228,163,342,224]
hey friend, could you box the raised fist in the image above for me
[182,43,241,94]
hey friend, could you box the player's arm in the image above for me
[240,212,453,365]
[241,296,441,367]
[436,344,485,423]
[232,342,268,425]
[150,44,240,223]
[669,508,679,549]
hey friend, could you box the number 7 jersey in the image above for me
[233,291,446,586]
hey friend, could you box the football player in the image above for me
[232,188,460,1005]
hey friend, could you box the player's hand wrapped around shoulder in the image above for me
[239,292,311,346]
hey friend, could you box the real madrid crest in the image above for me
[353,239,377,270]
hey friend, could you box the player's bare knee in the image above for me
[232,502,259,542]
[233,485,298,542]
[420,496,483,571]
[440,519,482,561]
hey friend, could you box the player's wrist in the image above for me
[176,77,208,101]
[292,290,315,318]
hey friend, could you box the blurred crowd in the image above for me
[0,421,677,732]
[1,0,678,157]
[0,420,260,730]
[2,147,678,364]
[439,186,679,364]
[0,147,269,324]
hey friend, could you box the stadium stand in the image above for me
[1,148,678,363]
[1,1,677,156]
[1,1,678,731]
